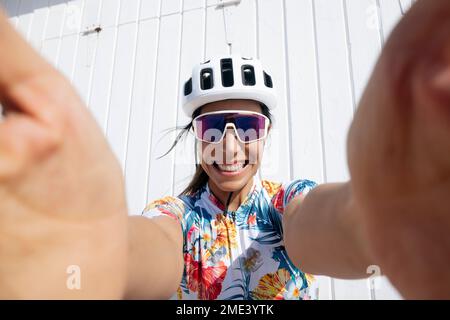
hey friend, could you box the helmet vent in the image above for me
[200,68,214,90]
[264,71,273,88]
[242,65,255,86]
[184,78,192,95]
[221,58,234,87]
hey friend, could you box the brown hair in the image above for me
[160,103,273,196]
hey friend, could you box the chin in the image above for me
[214,179,249,193]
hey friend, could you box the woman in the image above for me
[139,55,365,300]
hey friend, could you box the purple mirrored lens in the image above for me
[194,114,225,143]
[194,113,267,143]
[234,114,266,142]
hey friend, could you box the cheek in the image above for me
[200,142,217,165]
[247,141,265,165]
[200,146,213,176]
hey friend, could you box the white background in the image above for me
[1,0,417,299]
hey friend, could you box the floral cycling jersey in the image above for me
[142,177,318,300]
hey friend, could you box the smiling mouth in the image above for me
[213,160,249,173]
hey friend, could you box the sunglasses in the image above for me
[192,110,270,144]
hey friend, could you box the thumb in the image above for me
[0,81,63,180]
[0,8,76,180]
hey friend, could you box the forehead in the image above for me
[201,99,262,114]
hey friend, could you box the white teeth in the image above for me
[217,163,245,172]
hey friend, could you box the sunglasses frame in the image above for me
[192,110,270,144]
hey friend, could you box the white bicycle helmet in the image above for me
[182,54,278,117]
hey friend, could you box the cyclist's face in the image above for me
[199,99,268,193]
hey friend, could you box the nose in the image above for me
[221,128,242,162]
[223,127,239,148]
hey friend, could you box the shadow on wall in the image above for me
[1,0,69,17]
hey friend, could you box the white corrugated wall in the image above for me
[1,0,416,300]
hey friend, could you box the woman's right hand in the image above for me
[0,9,128,298]
[346,0,450,299]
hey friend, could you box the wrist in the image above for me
[339,182,376,272]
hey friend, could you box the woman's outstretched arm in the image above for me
[0,7,129,298]
[284,0,450,299]
[125,216,184,299]
[283,183,373,279]
[0,6,184,299]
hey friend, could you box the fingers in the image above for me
[0,76,67,180]
[0,8,61,118]
[357,0,450,132]
[0,8,84,179]
[384,0,450,55]
[0,114,61,180]
[348,0,450,194]
[377,0,450,94]
[394,0,450,172]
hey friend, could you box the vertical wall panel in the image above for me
[140,0,160,20]
[207,0,222,6]
[173,7,206,196]
[285,0,330,299]
[378,0,408,43]
[89,0,120,131]
[45,0,66,39]
[58,0,84,84]
[374,276,403,300]
[257,0,291,182]
[41,0,66,65]
[285,0,324,185]
[313,0,365,300]
[330,0,385,299]
[345,0,382,105]
[119,0,139,25]
[27,0,49,50]
[227,0,256,57]
[41,37,60,65]
[313,0,353,184]
[146,13,182,202]
[16,0,34,39]
[99,0,120,28]
[125,18,160,216]
[81,0,101,28]
[62,0,83,36]
[205,4,228,57]
[161,0,182,16]
[106,22,139,170]
[184,0,204,11]
[57,33,79,80]
[72,0,102,103]
[88,26,118,131]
